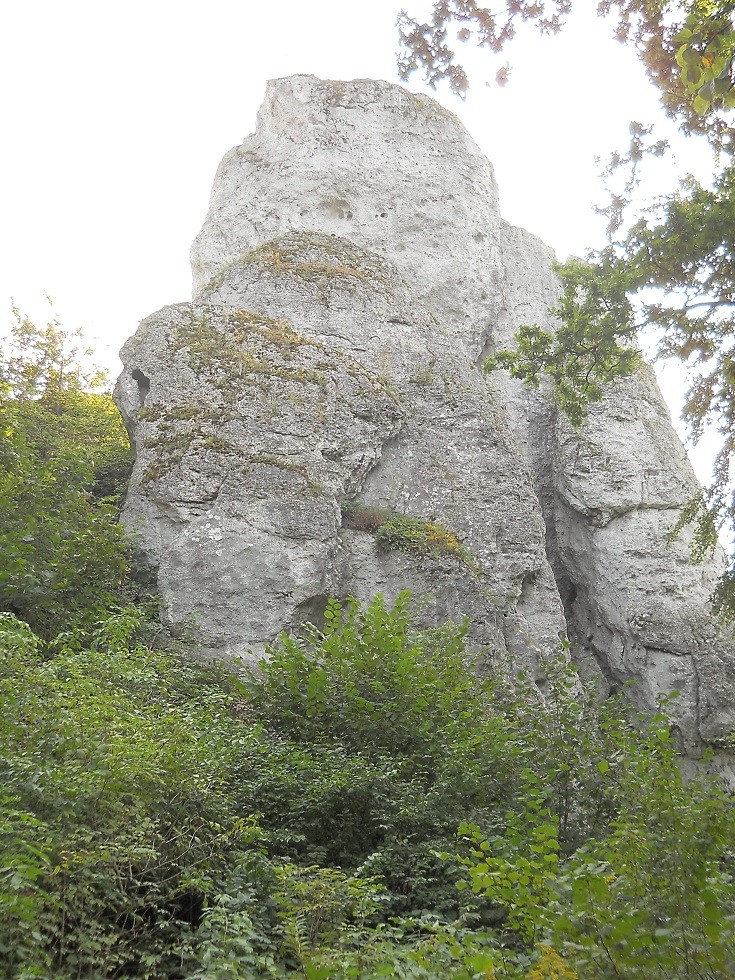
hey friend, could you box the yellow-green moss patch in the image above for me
[342,502,478,571]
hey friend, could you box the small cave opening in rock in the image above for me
[131,368,151,408]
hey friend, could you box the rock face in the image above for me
[116,75,735,766]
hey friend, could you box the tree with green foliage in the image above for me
[483,256,641,428]
[0,307,133,640]
[488,134,735,605]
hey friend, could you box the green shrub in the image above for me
[2,582,735,977]
[454,702,735,977]
[0,611,279,977]
[243,593,521,918]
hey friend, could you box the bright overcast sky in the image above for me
[0,0,717,477]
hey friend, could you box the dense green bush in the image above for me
[456,716,735,977]
[3,593,735,977]
[0,611,274,977]
[0,600,510,976]
[242,593,522,917]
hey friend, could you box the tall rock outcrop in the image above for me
[116,75,735,767]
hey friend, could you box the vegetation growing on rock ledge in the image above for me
[175,311,327,388]
[204,231,397,300]
[342,500,478,569]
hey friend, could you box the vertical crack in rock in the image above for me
[116,74,735,772]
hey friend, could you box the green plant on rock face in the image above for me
[410,355,437,386]
[227,309,312,349]
[482,258,640,429]
[340,500,393,532]
[256,243,371,283]
[174,311,326,389]
[248,453,324,495]
[139,308,333,485]
[376,512,471,562]
[342,501,479,570]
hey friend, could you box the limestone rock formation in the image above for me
[116,75,735,767]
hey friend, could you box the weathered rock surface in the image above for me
[117,75,735,765]
[117,230,565,681]
[190,76,503,359]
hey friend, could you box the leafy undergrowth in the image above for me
[2,595,735,978]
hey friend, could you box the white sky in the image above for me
[0,0,718,480]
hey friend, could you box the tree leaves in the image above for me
[484,258,639,427]
[0,312,133,641]
[398,2,735,143]
[674,4,735,115]
[397,1,573,96]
